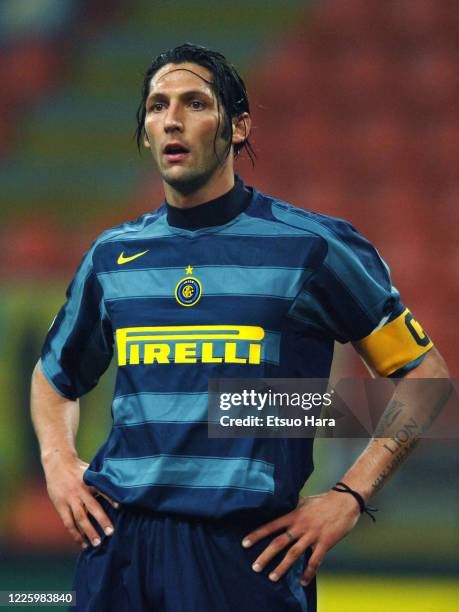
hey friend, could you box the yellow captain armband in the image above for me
[355,308,433,377]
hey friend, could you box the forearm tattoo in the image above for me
[370,379,450,493]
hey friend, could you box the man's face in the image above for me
[143,62,230,192]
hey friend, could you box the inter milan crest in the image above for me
[175,265,202,307]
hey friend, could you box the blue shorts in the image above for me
[72,499,316,611]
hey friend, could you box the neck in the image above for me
[163,164,235,209]
[165,174,251,230]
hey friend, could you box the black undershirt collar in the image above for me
[165,175,251,230]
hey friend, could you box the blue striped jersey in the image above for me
[40,177,430,521]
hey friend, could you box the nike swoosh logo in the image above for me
[117,249,149,265]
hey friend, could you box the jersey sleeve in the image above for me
[40,243,114,400]
[289,220,433,376]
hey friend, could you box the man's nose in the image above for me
[164,103,184,132]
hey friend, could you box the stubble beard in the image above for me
[160,154,224,197]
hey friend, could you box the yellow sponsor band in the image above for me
[356,308,433,376]
[116,325,265,366]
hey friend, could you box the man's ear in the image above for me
[232,112,251,146]
[144,131,151,149]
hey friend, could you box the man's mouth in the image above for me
[163,143,190,162]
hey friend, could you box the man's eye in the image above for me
[151,102,165,112]
[190,100,205,110]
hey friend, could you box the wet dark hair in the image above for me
[135,43,255,164]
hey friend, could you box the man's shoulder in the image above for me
[76,206,167,269]
[94,206,167,247]
[84,206,167,260]
[252,188,357,243]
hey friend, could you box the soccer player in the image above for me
[31,44,449,611]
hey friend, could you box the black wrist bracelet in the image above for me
[332,482,378,522]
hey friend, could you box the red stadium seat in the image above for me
[384,0,451,45]
[2,39,59,105]
[399,49,459,115]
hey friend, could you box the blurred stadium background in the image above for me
[0,0,458,610]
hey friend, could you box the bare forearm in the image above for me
[339,347,451,501]
[30,361,116,547]
[31,361,80,463]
